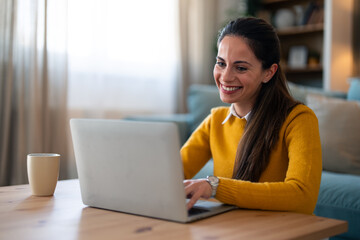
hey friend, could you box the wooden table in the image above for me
[0,179,347,240]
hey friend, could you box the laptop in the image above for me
[70,119,236,223]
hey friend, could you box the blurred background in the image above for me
[1,0,359,186]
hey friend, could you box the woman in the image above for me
[182,17,322,215]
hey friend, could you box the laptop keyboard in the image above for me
[188,207,210,216]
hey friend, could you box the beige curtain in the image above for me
[0,0,68,186]
[176,0,219,113]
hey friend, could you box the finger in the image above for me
[187,196,197,210]
[187,192,201,210]
[186,186,194,199]
[185,184,195,198]
[186,187,203,210]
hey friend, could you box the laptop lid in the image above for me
[70,119,236,223]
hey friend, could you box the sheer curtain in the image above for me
[0,0,68,186]
[177,0,218,113]
[67,0,178,118]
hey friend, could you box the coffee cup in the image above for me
[27,153,60,196]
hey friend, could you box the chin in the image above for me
[219,95,233,104]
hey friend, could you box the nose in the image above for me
[221,66,235,83]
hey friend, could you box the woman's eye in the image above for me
[237,66,247,71]
[216,62,225,67]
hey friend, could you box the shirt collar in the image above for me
[222,104,251,125]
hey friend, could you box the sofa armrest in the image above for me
[315,171,360,239]
[124,113,192,145]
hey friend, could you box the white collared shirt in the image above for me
[222,104,251,124]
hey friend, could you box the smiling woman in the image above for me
[67,0,178,116]
[182,17,322,215]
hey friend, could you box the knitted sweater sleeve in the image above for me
[215,107,322,215]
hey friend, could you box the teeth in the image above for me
[222,85,241,91]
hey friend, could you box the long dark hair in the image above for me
[217,17,299,182]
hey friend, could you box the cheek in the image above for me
[213,66,217,78]
[213,68,220,83]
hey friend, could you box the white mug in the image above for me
[27,153,60,196]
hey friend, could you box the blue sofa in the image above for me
[126,80,360,239]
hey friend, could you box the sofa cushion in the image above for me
[306,94,360,175]
[187,85,229,132]
[347,78,360,101]
[314,171,360,239]
[287,82,347,103]
[193,160,214,179]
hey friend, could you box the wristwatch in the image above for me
[206,175,219,197]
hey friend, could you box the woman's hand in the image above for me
[184,179,212,210]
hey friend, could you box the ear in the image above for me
[262,63,278,83]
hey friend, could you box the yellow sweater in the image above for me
[181,104,322,215]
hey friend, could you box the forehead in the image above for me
[218,36,257,62]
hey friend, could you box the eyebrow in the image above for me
[216,56,253,66]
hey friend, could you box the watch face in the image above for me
[208,176,219,184]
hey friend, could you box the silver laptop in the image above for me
[70,119,236,223]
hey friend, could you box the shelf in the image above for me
[262,0,288,3]
[284,66,323,74]
[277,23,324,36]
[262,0,312,7]
[259,0,324,86]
